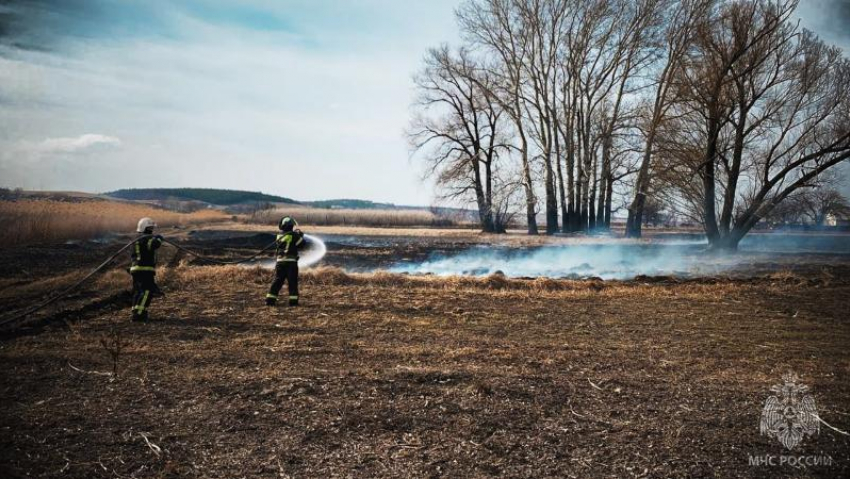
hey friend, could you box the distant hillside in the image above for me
[102,188,475,215]
[304,199,418,210]
[107,188,298,206]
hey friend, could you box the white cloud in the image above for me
[38,134,122,154]
[0,1,457,202]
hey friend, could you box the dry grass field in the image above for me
[0,229,849,478]
[0,199,229,247]
[249,206,471,228]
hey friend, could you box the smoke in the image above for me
[389,243,717,280]
[387,233,850,280]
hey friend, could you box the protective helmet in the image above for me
[279,216,297,232]
[137,217,157,233]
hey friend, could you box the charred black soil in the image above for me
[1,231,849,478]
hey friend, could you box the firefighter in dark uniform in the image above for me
[130,217,163,322]
[266,216,307,306]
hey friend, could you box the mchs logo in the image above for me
[749,372,833,468]
[759,372,819,450]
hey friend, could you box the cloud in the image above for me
[797,0,850,51]
[37,134,121,154]
[0,1,457,202]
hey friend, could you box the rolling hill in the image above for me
[106,188,299,206]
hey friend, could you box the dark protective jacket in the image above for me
[276,230,306,263]
[130,235,163,273]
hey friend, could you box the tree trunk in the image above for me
[483,159,501,233]
[545,150,559,235]
[565,122,576,233]
[626,130,655,238]
[604,175,613,228]
[574,123,584,232]
[554,121,568,234]
[597,132,612,231]
[518,132,538,235]
[470,153,493,233]
[702,115,722,246]
[589,152,598,231]
[720,95,747,235]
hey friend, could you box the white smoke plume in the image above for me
[389,243,716,280]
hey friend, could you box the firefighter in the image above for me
[266,216,307,306]
[130,217,163,322]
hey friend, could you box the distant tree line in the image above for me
[107,188,298,206]
[410,0,850,249]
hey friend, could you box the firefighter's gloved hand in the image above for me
[154,234,164,241]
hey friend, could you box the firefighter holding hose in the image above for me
[266,216,307,306]
[130,217,163,322]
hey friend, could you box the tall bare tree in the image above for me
[413,0,849,247]
[409,47,511,233]
[668,0,850,249]
[457,0,541,234]
[625,0,708,237]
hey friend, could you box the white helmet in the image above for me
[137,217,157,233]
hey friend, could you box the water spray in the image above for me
[300,234,327,267]
[240,233,327,269]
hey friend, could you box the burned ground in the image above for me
[1,231,849,478]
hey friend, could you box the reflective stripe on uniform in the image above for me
[289,296,299,300]
[136,290,150,313]
[266,294,278,299]
[130,266,156,272]
[276,258,298,263]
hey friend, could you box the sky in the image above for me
[0,0,848,205]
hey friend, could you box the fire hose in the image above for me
[0,235,278,330]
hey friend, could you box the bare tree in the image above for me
[409,46,511,233]
[766,182,850,227]
[625,0,708,237]
[457,0,541,234]
[788,172,850,226]
[413,0,849,247]
[675,0,850,249]
[517,0,571,234]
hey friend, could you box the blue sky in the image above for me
[0,0,460,204]
[0,0,847,204]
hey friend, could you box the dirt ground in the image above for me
[1,228,849,478]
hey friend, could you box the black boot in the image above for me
[266,295,278,306]
[132,311,149,322]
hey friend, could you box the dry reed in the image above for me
[248,206,468,228]
[0,199,228,247]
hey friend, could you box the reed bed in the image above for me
[0,199,228,247]
[248,206,469,228]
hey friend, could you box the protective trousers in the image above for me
[132,271,157,320]
[267,262,299,306]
